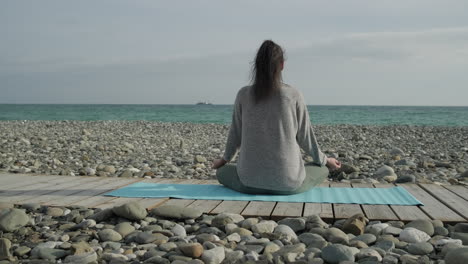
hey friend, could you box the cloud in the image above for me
[289,27,468,63]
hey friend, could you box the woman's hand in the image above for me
[212,159,227,169]
[326,157,341,171]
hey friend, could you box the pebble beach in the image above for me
[1,120,468,263]
[1,121,467,185]
[0,202,467,263]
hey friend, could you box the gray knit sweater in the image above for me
[222,84,328,191]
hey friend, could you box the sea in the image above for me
[0,104,467,126]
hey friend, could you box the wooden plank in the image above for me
[390,205,431,221]
[0,174,32,184]
[0,176,96,203]
[270,202,304,221]
[352,183,398,221]
[211,201,249,214]
[94,197,145,209]
[0,174,51,182]
[303,182,334,220]
[0,175,68,188]
[159,198,195,207]
[50,178,139,207]
[186,199,223,214]
[374,183,430,221]
[73,195,119,208]
[419,183,468,221]
[303,203,334,220]
[18,177,113,204]
[138,198,169,210]
[203,179,220,185]
[398,184,465,222]
[0,175,67,191]
[241,201,276,219]
[443,185,468,201]
[184,179,248,215]
[330,182,364,219]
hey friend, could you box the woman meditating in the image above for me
[212,40,341,194]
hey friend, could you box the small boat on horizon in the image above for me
[196,101,213,105]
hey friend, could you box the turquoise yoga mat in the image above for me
[104,182,423,205]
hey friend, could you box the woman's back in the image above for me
[224,84,312,191]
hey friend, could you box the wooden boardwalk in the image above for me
[1,173,467,223]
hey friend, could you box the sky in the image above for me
[1,0,468,106]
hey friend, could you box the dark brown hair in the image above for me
[251,40,285,104]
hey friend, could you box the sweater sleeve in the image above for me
[295,93,328,166]
[223,92,242,162]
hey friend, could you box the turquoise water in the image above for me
[0,104,467,126]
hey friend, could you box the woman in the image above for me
[212,40,341,195]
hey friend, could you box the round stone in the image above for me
[252,220,277,234]
[322,244,358,264]
[375,240,395,252]
[278,217,306,232]
[445,247,468,264]
[201,246,225,264]
[171,224,186,237]
[273,225,298,242]
[356,248,382,262]
[263,242,281,254]
[298,233,328,249]
[179,243,204,258]
[98,229,122,242]
[0,238,12,261]
[0,208,29,232]
[407,242,434,255]
[114,222,135,237]
[405,220,434,236]
[400,227,431,243]
[211,213,244,228]
[324,227,349,244]
[454,223,468,233]
[112,202,147,220]
[352,233,377,245]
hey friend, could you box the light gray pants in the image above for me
[216,163,329,195]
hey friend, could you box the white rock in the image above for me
[252,220,278,233]
[273,225,298,242]
[201,246,225,264]
[85,167,96,176]
[435,238,463,250]
[400,227,431,243]
[171,224,186,237]
[226,233,241,242]
[374,165,397,178]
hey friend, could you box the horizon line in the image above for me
[0,103,467,107]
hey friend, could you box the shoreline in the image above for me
[0,121,467,186]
